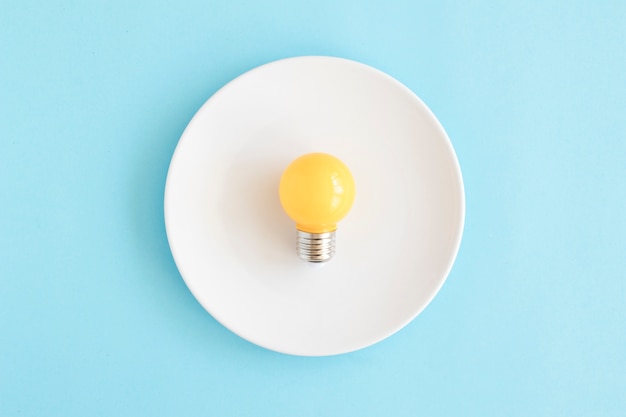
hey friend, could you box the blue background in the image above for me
[1,0,625,415]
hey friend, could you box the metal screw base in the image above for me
[296,230,336,263]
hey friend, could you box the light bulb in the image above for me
[279,153,356,263]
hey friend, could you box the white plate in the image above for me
[164,56,464,356]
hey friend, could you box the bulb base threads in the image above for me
[296,230,336,263]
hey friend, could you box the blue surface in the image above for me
[1,0,625,415]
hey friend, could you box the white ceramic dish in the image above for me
[164,56,464,356]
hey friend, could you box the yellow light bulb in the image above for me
[279,152,356,263]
